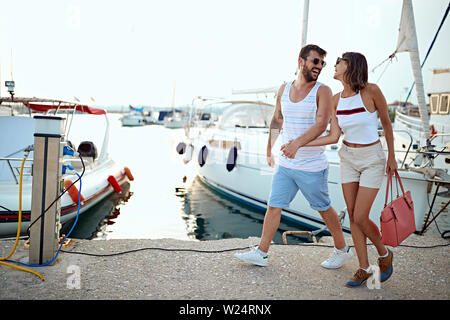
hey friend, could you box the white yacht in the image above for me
[178,100,435,235]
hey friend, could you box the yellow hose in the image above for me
[0,158,45,281]
[0,261,45,281]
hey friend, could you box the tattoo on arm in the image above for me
[270,109,283,129]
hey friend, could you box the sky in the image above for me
[0,0,449,108]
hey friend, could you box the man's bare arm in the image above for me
[267,83,285,154]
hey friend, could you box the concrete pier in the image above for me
[1,235,448,300]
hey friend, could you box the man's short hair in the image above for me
[299,44,327,59]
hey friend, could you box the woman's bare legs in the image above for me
[342,183,388,269]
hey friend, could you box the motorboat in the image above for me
[121,111,146,127]
[120,105,154,127]
[0,97,134,238]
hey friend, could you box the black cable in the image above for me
[425,180,450,240]
[26,153,85,237]
[441,230,450,240]
[0,205,13,212]
[61,246,253,257]
[61,242,450,258]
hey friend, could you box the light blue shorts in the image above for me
[268,165,331,212]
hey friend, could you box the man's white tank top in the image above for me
[336,91,379,144]
[279,80,328,172]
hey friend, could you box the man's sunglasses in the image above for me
[303,57,326,68]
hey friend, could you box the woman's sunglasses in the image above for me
[335,57,347,65]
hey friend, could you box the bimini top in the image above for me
[0,97,106,115]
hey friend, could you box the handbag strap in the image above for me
[384,170,393,207]
[393,169,406,196]
[385,169,412,208]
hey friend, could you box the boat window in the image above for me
[218,103,274,129]
[430,95,439,114]
[439,94,449,114]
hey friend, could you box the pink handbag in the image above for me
[380,170,416,247]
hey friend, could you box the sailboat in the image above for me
[164,80,187,129]
[176,0,448,236]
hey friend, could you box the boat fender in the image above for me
[124,166,134,181]
[176,142,186,154]
[77,141,98,160]
[198,145,208,167]
[226,146,238,172]
[64,179,85,204]
[107,175,122,193]
[430,124,437,138]
[183,144,193,164]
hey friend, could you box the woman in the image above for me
[289,52,397,287]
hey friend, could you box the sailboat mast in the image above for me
[406,0,430,138]
[401,0,430,139]
[171,80,176,109]
[409,46,430,139]
[301,0,310,47]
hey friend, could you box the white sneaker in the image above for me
[321,247,353,269]
[234,248,268,267]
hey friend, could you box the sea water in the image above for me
[63,113,313,243]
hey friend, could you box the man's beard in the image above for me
[302,67,318,82]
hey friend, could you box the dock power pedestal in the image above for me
[29,115,64,265]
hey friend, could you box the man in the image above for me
[234,44,352,268]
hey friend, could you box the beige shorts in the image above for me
[338,142,386,189]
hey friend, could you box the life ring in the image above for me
[226,146,238,172]
[176,142,186,154]
[64,179,85,204]
[183,144,193,164]
[198,145,208,167]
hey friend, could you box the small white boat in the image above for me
[0,97,134,238]
[164,111,186,129]
[121,112,146,127]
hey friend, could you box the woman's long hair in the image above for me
[341,52,368,92]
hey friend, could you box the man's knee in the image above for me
[266,206,282,215]
[318,206,335,216]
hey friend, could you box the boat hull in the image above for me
[0,159,129,238]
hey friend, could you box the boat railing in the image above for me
[389,129,414,168]
[0,157,33,185]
